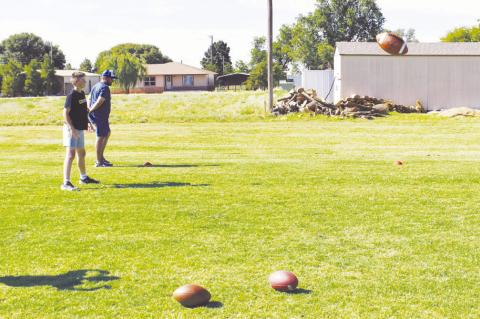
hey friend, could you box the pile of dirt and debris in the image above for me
[429,107,480,117]
[272,88,425,119]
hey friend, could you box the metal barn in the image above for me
[334,42,480,110]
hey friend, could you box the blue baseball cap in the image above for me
[101,70,117,79]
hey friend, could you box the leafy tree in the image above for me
[290,17,329,69]
[1,59,24,97]
[315,43,335,69]
[24,59,43,96]
[200,40,232,76]
[0,63,3,90]
[288,0,384,69]
[314,0,385,46]
[273,24,296,71]
[65,63,73,70]
[394,29,418,42]
[234,60,250,73]
[99,52,146,94]
[0,33,65,68]
[384,28,419,42]
[202,63,217,74]
[442,23,480,42]
[246,60,268,90]
[79,58,94,72]
[115,43,172,64]
[245,37,285,90]
[40,54,61,95]
[0,43,4,69]
[250,37,267,66]
[95,43,171,71]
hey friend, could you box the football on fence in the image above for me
[268,271,298,292]
[172,284,211,308]
[376,32,408,55]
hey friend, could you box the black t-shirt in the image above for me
[64,90,88,130]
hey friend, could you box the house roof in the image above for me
[146,62,217,75]
[55,69,100,77]
[336,42,480,56]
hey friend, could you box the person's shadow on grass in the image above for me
[0,269,119,291]
[112,182,209,189]
[115,164,220,168]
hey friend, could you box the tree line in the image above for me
[0,33,65,97]
[0,34,172,96]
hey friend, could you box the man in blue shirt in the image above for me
[89,70,115,167]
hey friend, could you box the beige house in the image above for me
[131,62,216,93]
[334,42,480,110]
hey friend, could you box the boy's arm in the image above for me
[63,107,79,139]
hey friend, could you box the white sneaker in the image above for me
[61,181,79,191]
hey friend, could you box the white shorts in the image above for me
[63,124,85,148]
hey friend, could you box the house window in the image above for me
[144,76,156,87]
[183,75,194,87]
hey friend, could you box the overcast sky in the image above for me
[0,0,478,68]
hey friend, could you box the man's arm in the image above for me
[89,97,105,113]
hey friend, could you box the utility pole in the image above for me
[267,0,273,112]
[46,41,53,64]
[222,56,225,75]
[208,35,214,65]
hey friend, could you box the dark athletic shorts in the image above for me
[89,114,110,137]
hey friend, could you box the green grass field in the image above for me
[1,92,480,318]
[0,91,287,126]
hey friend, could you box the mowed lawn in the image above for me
[1,93,480,318]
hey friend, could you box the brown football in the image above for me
[268,271,298,292]
[172,284,211,308]
[376,32,408,55]
[143,162,153,167]
[394,160,404,166]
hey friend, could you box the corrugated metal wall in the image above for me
[301,69,335,103]
[336,55,480,110]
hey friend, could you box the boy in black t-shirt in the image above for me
[62,72,99,191]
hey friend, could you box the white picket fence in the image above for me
[300,69,335,103]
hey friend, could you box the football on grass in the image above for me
[268,271,298,292]
[376,32,408,55]
[173,284,211,308]
[143,162,153,167]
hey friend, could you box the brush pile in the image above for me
[272,88,425,119]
